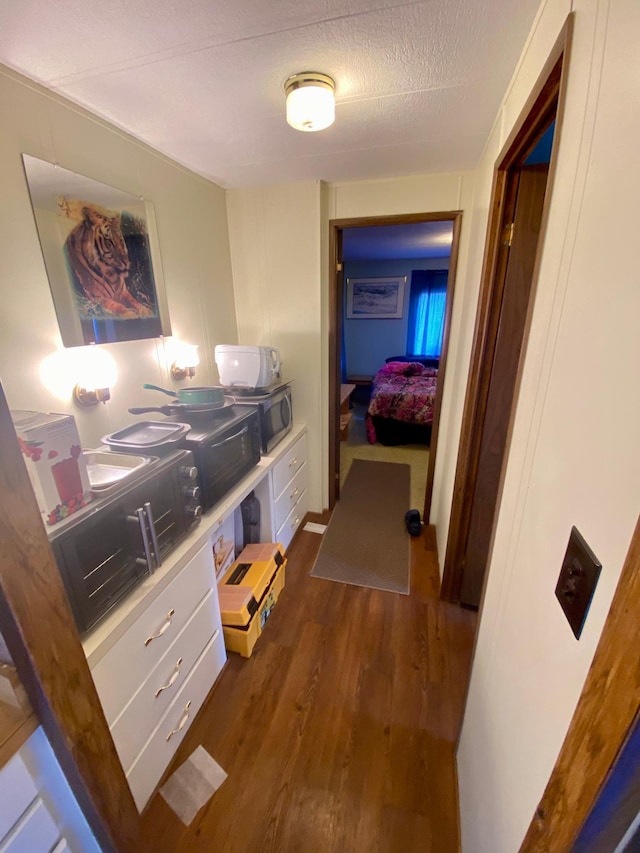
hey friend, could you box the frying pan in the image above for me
[129,398,235,417]
[143,383,224,405]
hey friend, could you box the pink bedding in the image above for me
[366,361,438,444]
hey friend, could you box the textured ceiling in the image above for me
[0,0,540,188]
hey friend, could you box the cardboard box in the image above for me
[12,410,92,526]
[212,514,236,579]
[218,543,286,657]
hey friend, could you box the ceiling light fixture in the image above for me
[285,72,335,132]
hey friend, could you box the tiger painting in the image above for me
[64,204,154,319]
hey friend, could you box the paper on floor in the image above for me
[159,745,227,825]
[303,522,327,534]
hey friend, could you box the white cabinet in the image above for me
[270,432,308,550]
[275,490,308,550]
[110,590,221,772]
[82,425,308,811]
[0,754,38,841]
[0,798,59,853]
[273,462,307,532]
[126,630,225,810]
[91,544,214,726]
[0,745,84,853]
[89,541,226,811]
[271,433,306,499]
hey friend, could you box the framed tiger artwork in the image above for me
[21,154,172,347]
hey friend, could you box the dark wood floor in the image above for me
[141,522,477,852]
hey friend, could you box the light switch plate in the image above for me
[555,526,602,639]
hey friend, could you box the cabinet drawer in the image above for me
[273,462,307,531]
[0,798,59,853]
[126,630,226,811]
[111,590,223,773]
[91,542,214,725]
[271,433,306,500]
[276,489,308,551]
[0,755,38,840]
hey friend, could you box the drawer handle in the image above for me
[144,609,175,646]
[166,700,191,741]
[291,516,300,528]
[289,457,298,467]
[289,487,300,499]
[155,657,183,697]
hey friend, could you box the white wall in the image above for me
[343,258,448,376]
[0,65,237,450]
[457,1,640,850]
[226,182,324,511]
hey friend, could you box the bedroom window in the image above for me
[407,269,448,358]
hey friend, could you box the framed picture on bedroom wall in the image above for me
[346,276,406,319]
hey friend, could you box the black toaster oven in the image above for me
[49,449,201,634]
[177,407,261,511]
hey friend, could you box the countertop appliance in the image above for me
[48,449,202,634]
[215,344,281,389]
[101,420,190,454]
[231,383,293,454]
[174,406,261,511]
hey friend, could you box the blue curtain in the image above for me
[407,270,448,358]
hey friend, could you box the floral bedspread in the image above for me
[366,361,438,444]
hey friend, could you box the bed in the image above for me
[365,360,438,445]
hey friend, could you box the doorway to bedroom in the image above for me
[328,212,462,519]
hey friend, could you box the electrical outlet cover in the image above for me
[555,526,602,639]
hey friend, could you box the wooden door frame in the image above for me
[441,16,573,603]
[328,211,463,516]
[0,383,141,852]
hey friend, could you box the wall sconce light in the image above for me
[73,345,117,407]
[74,385,110,407]
[285,72,335,132]
[171,343,199,380]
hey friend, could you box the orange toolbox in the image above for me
[217,543,286,658]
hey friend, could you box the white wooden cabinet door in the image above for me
[273,462,308,532]
[0,798,59,853]
[0,754,38,841]
[110,589,220,772]
[271,433,307,500]
[276,489,309,550]
[126,629,226,810]
[91,541,214,724]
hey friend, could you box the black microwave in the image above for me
[232,384,292,454]
[49,449,202,634]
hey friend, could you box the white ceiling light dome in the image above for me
[285,72,335,132]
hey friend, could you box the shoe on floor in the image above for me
[405,509,422,537]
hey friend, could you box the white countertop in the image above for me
[82,422,307,668]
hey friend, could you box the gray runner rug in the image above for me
[310,458,410,594]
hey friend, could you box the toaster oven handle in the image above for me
[144,502,162,569]
[283,391,292,426]
[210,425,248,449]
[130,507,155,575]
